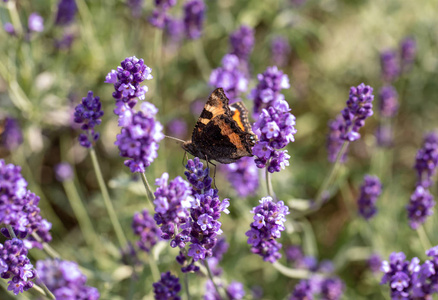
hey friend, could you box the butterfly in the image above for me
[182,88,257,164]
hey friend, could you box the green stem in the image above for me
[31,233,61,259]
[6,0,23,36]
[192,39,211,83]
[417,225,432,251]
[141,172,155,209]
[314,141,349,205]
[63,180,99,250]
[35,274,56,300]
[146,252,160,282]
[204,260,227,299]
[184,273,191,300]
[6,225,17,239]
[90,148,127,248]
[265,167,276,199]
[272,261,319,279]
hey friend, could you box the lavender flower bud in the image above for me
[400,37,416,72]
[28,13,44,32]
[357,175,382,220]
[114,105,164,173]
[271,36,290,67]
[221,157,258,197]
[55,0,77,26]
[380,50,400,82]
[73,91,104,148]
[407,185,435,230]
[209,54,248,103]
[250,66,290,116]
[414,132,438,188]
[54,162,74,182]
[132,209,161,252]
[183,0,205,39]
[379,85,398,118]
[0,238,36,295]
[252,98,297,173]
[1,117,23,151]
[246,196,289,263]
[230,25,255,61]
[339,83,375,142]
[153,271,181,300]
[36,259,99,299]
[326,115,348,163]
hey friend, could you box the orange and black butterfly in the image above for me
[182,88,257,164]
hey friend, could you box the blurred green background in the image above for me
[1,0,438,299]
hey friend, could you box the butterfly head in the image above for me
[182,140,206,160]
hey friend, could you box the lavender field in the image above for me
[0,0,438,299]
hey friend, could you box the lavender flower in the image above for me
[357,175,382,220]
[379,85,399,118]
[229,25,254,61]
[221,156,259,197]
[204,280,245,300]
[326,115,348,163]
[0,238,36,295]
[414,132,438,188]
[320,277,344,300]
[183,158,230,261]
[54,162,74,182]
[290,279,315,300]
[285,245,304,264]
[0,160,52,248]
[55,0,77,26]
[271,36,290,67]
[227,281,246,299]
[165,17,184,42]
[153,173,194,245]
[4,22,15,35]
[28,13,44,32]
[380,50,400,82]
[376,124,394,148]
[73,91,104,148]
[368,253,382,274]
[252,99,297,173]
[250,66,290,116]
[132,209,161,252]
[339,83,375,142]
[36,259,100,299]
[105,56,153,110]
[54,32,75,50]
[153,271,181,300]
[149,0,177,29]
[290,276,344,300]
[211,237,228,261]
[209,54,248,103]
[246,196,289,263]
[400,37,416,72]
[381,252,418,298]
[1,117,23,150]
[166,118,187,139]
[114,103,164,173]
[407,185,435,230]
[127,0,144,18]
[183,0,205,39]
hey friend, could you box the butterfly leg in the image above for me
[207,159,218,190]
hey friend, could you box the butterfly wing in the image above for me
[230,101,256,136]
[186,88,256,164]
[197,114,254,164]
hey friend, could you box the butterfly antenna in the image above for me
[164,135,185,144]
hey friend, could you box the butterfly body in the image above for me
[182,88,256,164]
